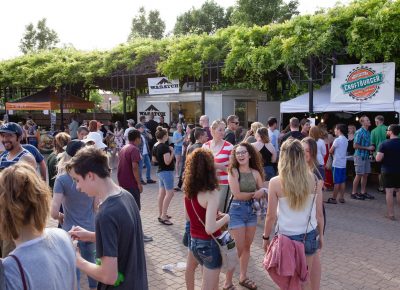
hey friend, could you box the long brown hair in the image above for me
[183,148,219,199]
[228,142,265,180]
[0,163,51,240]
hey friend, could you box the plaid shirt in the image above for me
[354,127,371,159]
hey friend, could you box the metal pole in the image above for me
[60,86,65,131]
[201,63,205,115]
[123,91,127,126]
[308,56,314,114]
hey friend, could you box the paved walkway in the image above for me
[71,168,400,290]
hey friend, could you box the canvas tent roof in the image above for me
[6,87,95,111]
[280,84,400,113]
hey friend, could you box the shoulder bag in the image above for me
[190,199,238,272]
[9,254,28,290]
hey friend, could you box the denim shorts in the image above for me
[228,200,258,230]
[157,170,174,190]
[287,229,319,256]
[190,238,222,269]
[174,146,183,155]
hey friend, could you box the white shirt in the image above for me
[277,194,318,236]
[332,135,348,168]
[141,134,148,155]
[316,139,326,166]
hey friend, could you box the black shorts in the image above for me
[382,173,400,189]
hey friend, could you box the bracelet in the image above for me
[262,235,270,241]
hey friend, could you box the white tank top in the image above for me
[276,194,317,236]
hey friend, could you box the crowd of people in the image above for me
[0,110,398,290]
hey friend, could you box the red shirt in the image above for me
[117,143,141,189]
[185,196,221,240]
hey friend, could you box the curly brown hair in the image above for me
[0,163,51,240]
[228,142,265,180]
[183,148,219,199]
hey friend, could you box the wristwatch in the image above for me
[262,235,270,241]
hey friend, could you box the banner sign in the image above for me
[148,77,179,95]
[331,62,395,103]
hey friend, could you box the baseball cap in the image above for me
[0,122,23,136]
[65,140,85,157]
[127,119,135,125]
[82,132,107,149]
[135,123,145,129]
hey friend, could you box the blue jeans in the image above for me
[77,241,97,289]
[139,154,152,181]
[264,165,276,181]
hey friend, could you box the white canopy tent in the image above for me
[280,84,400,113]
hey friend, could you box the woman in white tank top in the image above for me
[263,138,324,290]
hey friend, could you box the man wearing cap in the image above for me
[124,119,136,142]
[135,123,156,185]
[0,122,36,258]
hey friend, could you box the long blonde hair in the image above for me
[56,151,72,177]
[278,138,313,210]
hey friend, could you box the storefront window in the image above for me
[235,100,257,128]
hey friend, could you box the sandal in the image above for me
[384,214,396,221]
[239,278,257,290]
[158,218,173,225]
[325,198,337,204]
[339,198,345,203]
[222,285,237,290]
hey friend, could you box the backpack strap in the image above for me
[9,254,28,290]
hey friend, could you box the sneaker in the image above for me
[143,235,153,243]
[351,193,365,200]
[361,192,375,200]
[146,179,156,184]
[141,180,147,185]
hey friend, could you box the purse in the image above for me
[325,154,333,170]
[9,254,27,290]
[190,199,238,272]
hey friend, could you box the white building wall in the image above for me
[205,92,223,122]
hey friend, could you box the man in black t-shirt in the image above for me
[376,124,400,220]
[279,117,304,147]
[68,147,148,290]
[224,115,239,145]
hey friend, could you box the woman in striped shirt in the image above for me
[202,119,235,290]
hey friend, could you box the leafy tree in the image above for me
[89,90,103,106]
[230,0,299,26]
[19,18,59,54]
[128,7,165,40]
[174,0,231,35]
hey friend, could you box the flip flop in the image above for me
[325,198,337,204]
[239,278,257,290]
[158,218,173,225]
[222,285,237,290]
[384,214,396,221]
[339,198,345,203]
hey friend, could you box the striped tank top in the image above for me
[202,140,233,185]
[0,149,30,170]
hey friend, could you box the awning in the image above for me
[6,87,95,111]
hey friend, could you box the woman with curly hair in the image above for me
[228,142,267,290]
[47,132,71,189]
[184,148,230,290]
[0,163,76,289]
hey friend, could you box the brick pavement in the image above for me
[60,167,400,290]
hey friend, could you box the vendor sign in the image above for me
[148,77,179,95]
[331,62,395,103]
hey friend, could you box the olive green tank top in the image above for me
[238,171,257,192]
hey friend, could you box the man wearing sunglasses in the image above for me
[224,115,239,145]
